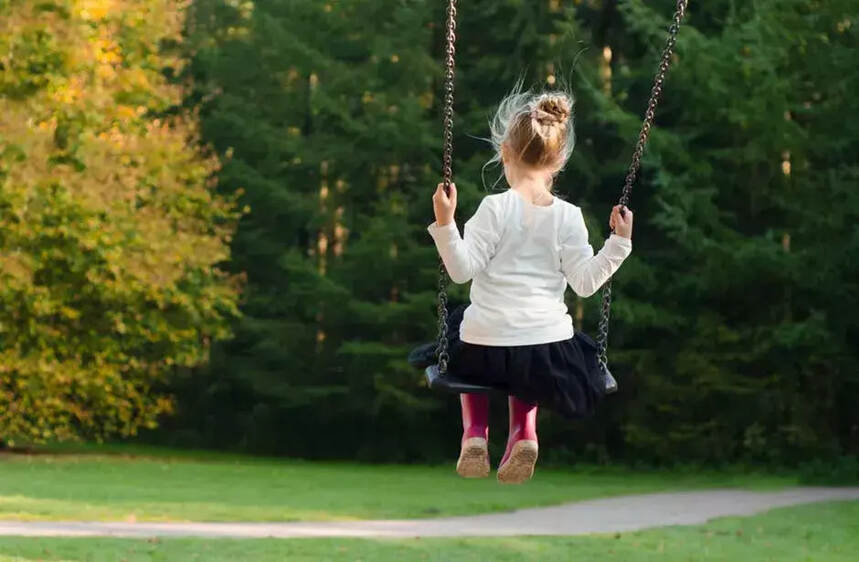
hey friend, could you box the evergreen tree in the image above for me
[572,0,859,463]
[177,0,449,457]
[163,0,858,464]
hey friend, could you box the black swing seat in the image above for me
[410,341,502,394]
[412,340,618,394]
[424,364,505,394]
[424,363,618,395]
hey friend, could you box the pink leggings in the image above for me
[460,393,537,463]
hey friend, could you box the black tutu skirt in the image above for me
[439,304,607,420]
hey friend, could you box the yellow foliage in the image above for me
[76,0,120,22]
[0,0,241,443]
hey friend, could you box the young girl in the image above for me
[426,89,633,484]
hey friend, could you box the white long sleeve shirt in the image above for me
[427,188,632,346]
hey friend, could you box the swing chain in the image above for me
[436,0,458,374]
[596,0,688,374]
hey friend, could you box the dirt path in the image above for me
[1,488,857,539]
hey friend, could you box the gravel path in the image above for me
[1,488,857,539]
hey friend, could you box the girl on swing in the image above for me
[426,88,633,484]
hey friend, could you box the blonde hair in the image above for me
[485,83,575,185]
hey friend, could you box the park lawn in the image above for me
[0,444,797,523]
[0,500,856,561]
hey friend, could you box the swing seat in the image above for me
[411,342,504,393]
[425,364,618,395]
[414,338,618,395]
[424,364,502,394]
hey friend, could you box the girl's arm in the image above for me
[428,196,501,284]
[560,206,632,297]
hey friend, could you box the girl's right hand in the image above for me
[609,205,633,238]
[433,182,457,226]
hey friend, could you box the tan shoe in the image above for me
[496,439,538,484]
[456,437,490,478]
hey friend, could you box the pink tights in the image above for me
[460,393,537,464]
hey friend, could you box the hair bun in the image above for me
[489,85,575,171]
[533,94,571,127]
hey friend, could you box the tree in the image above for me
[172,0,448,457]
[0,0,240,444]
[163,0,858,464]
[593,0,859,462]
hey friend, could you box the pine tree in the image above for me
[164,0,858,463]
[594,0,859,462]
[178,0,450,457]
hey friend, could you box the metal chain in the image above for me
[436,0,458,374]
[596,0,688,374]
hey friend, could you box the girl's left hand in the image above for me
[609,204,633,238]
[433,182,457,226]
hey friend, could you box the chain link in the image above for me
[436,0,458,374]
[596,0,688,374]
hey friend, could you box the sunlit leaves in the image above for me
[0,0,240,443]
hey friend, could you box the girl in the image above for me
[426,89,633,484]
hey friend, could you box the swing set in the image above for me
[424,0,689,395]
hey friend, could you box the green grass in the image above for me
[0,500,856,561]
[0,444,796,523]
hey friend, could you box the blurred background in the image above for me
[1,1,858,560]
[1,0,857,470]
